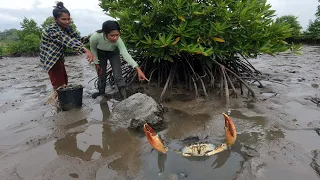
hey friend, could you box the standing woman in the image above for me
[40,1,95,90]
[90,20,148,99]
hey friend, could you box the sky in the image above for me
[0,0,318,36]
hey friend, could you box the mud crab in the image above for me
[143,113,237,156]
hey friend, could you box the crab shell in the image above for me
[143,123,167,153]
[180,143,228,156]
[223,113,237,147]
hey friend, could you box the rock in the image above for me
[108,93,167,131]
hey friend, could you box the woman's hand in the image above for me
[95,64,102,76]
[84,48,95,63]
[135,67,149,81]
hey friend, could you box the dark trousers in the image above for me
[97,48,126,93]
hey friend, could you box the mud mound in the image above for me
[311,150,320,178]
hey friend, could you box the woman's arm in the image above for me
[49,30,86,53]
[48,29,94,62]
[68,26,90,44]
[116,37,138,68]
[89,34,99,64]
[117,37,148,81]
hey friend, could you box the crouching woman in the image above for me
[90,20,148,99]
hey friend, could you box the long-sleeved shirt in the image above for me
[89,32,138,68]
[40,22,89,72]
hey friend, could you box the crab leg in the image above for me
[223,113,237,147]
[143,123,167,153]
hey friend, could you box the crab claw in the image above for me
[223,113,237,147]
[143,123,167,154]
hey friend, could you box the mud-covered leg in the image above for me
[108,49,127,99]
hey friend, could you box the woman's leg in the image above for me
[48,58,68,90]
[92,49,108,99]
[107,49,127,99]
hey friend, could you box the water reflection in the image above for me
[54,131,103,161]
[158,153,167,175]
[211,148,232,169]
[144,139,244,179]
[54,102,250,179]
[54,99,143,175]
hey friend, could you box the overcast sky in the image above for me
[0,0,318,36]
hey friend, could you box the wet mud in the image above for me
[0,45,320,179]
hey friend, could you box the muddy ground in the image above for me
[0,45,320,180]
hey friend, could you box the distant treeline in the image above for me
[1,12,320,57]
[0,17,90,57]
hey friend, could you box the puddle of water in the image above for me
[54,122,142,162]
[4,141,58,179]
[64,119,88,130]
[164,109,211,140]
[0,107,43,131]
[285,84,319,98]
[96,165,120,180]
[284,101,320,127]
[285,130,320,152]
[237,131,264,145]
[266,130,285,141]
[261,92,277,97]
[264,156,320,180]
[86,101,112,121]
[0,123,51,145]
[141,141,243,180]
[229,110,266,127]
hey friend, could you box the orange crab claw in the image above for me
[143,123,167,153]
[223,113,237,147]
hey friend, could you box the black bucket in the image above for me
[57,84,83,111]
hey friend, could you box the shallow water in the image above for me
[1,45,320,179]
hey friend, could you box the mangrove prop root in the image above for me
[219,68,224,97]
[159,64,175,102]
[221,65,230,105]
[148,68,158,84]
[225,69,238,98]
[186,59,208,97]
[212,59,256,99]
[101,54,259,102]
[191,75,199,98]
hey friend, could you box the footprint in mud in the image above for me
[69,173,79,178]
[312,84,319,89]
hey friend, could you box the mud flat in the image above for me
[0,45,320,180]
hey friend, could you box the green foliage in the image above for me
[99,0,300,63]
[316,0,320,17]
[305,20,320,40]
[0,29,19,42]
[2,18,41,56]
[1,16,83,56]
[275,15,302,38]
[304,1,320,41]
